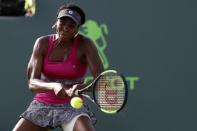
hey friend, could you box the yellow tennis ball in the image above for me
[70,97,83,109]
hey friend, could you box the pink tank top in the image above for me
[34,34,87,104]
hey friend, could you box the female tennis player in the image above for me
[13,3,104,131]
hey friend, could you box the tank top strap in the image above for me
[46,34,56,57]
[68,35,80,61]
[49,34,56,52]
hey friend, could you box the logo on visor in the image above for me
[68,10,73,14]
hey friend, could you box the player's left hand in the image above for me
[65,84,80,97]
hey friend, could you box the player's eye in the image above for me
[67,23,76,29]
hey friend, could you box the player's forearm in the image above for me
[28,79,59,93]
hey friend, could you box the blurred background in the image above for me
[0,0,196,130]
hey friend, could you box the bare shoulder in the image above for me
[33,35,50,55]
[78,34,97,51]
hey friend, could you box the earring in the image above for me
[74,32,79,37]
[52,23,56,29]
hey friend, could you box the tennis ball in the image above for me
[70,97,83,109]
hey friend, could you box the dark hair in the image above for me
[57,3,86,25]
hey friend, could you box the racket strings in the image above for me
[94,73,126,112]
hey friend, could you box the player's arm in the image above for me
[84,38,104,78]
[27,37,64,95]
[66,37,104,96]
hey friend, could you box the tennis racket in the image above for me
[75,70,128,114]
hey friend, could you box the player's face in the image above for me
[56,17,78,40]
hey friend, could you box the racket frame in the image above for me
[75,70,128,114]
[92,72,128,114]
